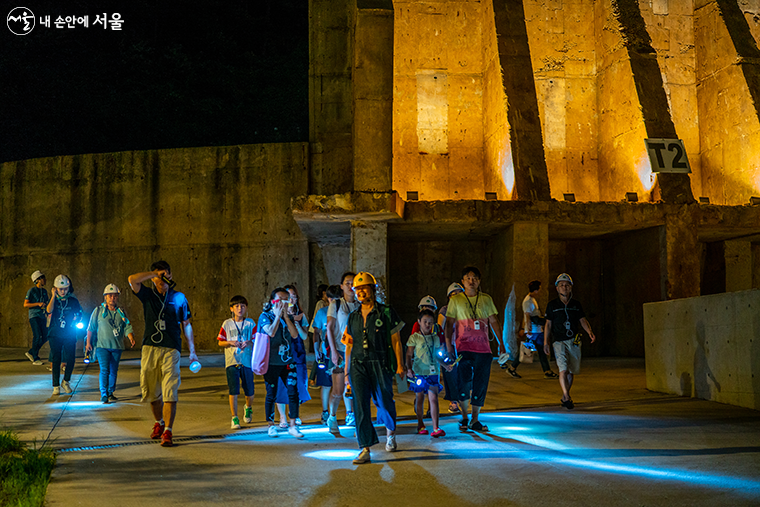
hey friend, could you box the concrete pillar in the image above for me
[661,208,701,300]
[695,0,760,205]
[309,0,354,195]
[350,221,388,296]
[724,239,752,292]
[353,0,394,192]
[491,222,549,332]
[492,0,551,201]
[597,0,695,204]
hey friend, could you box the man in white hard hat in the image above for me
[24,270,49,365]
[544,273,597,409]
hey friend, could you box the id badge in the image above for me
[113,328,120,338]
[60,321,66,329]
[158,320,166,331]
[473,320,480,330]
[429,365,436,375]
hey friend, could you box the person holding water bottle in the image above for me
[129,261,198,447]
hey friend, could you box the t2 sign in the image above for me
[644,138,691,173]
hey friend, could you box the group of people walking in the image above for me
[22,261,597,463]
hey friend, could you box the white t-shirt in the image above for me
[217,317,256,368]
[522,294,543,334]
[326,297,360,352]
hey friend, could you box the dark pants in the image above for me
[512,333,551,372]
[441,363,460,402]
[263,363,299,422]
[49,334,76,387]
[349,358,396,449]
[28,316,48,360]
[457,351,492,407]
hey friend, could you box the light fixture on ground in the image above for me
[625,192,638,202]
[485,192,497,200]
[407,191,419,201]
[699,197,710,204]
[750,196,760,205]
[563,193,575,202]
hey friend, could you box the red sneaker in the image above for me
[417,426,429,435]
[160,430,173,447]
[431,428,446,438]
[150,422,165,440]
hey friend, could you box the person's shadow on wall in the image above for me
[692,321,721,399]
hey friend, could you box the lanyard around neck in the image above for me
[464,292,480,320]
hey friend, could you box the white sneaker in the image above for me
[353,448,371,464]
[25,352,35,363]
[243,406,253,424]
[52,386,60,395]
[288,426,304,438]
[61,380,72,394]
[327,415,339,434]
[231,417,241,429]
[267,425,279,438]
[33,360,43,366]
[385,434,397,452]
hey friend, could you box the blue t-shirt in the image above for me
[87,305,134,350]
[257,310,296,366]
[25,286,49,319]
[312,306,328,334]
[133,285,191,352]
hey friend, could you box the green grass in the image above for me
[0,430,56,507]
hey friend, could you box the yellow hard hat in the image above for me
[353,272,377,289]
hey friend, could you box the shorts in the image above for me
[226,365,255,396]
[140,345,181,403]
[553,340,582,374]
[408,374,443,393]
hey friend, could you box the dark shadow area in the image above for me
[0,0,308,164]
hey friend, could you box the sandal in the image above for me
[458,418,469,431]
[278,421,288,428]
[560,398,575,410]
[468,420,489,432]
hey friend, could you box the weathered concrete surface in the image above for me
[695,0,760,205]
[1,349,758,506]
[0,144,310,350]
[644,289,760,410]
[492,0,552,201]
[353,2,394,193]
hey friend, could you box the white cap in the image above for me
[103,284,120,295]
[53,274,71,288]
[31,270,45,282]
[447,283,464,297]
[418,295,437,309]
[555,273,573,286]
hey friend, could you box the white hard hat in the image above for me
[418,295,437,309]
[53,275,71,288]
[555,273,573,286]
[31,270,45,282]
[447,283,464,297]
[103,284,120,295]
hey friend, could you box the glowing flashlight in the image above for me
[415,377,423,386]
[76,322,85,330]
[83,351,91,364]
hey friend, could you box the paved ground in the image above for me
[1,347,759,506]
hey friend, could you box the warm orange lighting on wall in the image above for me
[500,146,515,198]
[636,151,656,192]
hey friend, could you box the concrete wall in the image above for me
[0,143,310,351]
[643,289,760,410]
